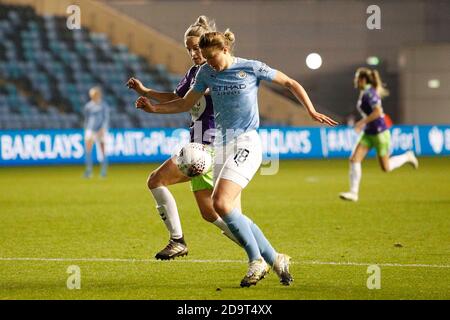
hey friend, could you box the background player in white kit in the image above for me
[83,86,109,178]
[135,29,337,287]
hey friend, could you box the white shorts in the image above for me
[85,128,106,142]
[213,130,262,189]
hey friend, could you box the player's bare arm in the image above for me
[135,88,204,114]
[126,77,179,103]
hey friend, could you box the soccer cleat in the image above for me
[339,191,359,202]
[273,253,293,286]
[240,258,270,287]
[155,239,188,260]
[407,151,419,169]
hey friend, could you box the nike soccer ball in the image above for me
[176,143,212,177]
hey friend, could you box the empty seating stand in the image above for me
[0,4,189,130]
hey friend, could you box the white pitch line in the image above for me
[304,260,450,269]
[0,257,449,269]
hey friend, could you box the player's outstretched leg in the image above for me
[339,161,361,202]
[340,143,368,202]
[407,151,419,169]
[387,150,419,171]
[245,216,293,285]
[221,208,270,287]
[151,187,188,260]
[148,158,190,260]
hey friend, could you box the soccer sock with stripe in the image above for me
[150,186,183,240]
[222,208,261,262]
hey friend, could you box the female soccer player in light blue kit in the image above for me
[135,30,338,287]
[339,68,419,202]
[83,86,109,178]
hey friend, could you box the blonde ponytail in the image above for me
[223,28,235,52]
[356,67,389,98]
[184,15,216,39]
[370,69,389,98]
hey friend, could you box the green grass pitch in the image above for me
[0,157,449,300]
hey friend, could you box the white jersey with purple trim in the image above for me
[192,57,277,145]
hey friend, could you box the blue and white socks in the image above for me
[245,216,276,266]
[223,208,277,265]
[223,208,261,262]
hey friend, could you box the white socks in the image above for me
[150,187,240,246]
[349,162,362,194]
[150,186,183,240]
[388,153,410,172]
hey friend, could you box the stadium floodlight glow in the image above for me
[428,79,440,89]
[306,53,322,70]
[366,56,380,66]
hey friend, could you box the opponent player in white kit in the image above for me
[135,30,338,287]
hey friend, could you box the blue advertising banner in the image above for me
[0,125,449,166]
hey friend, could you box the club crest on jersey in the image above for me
[237,71,247,79]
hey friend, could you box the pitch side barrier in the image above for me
[0,125,449,166]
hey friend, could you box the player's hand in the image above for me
[126,77,146,95]
[135,96,156,113]
[354,120,365,133]
[309,111,339,126]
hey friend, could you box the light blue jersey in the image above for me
[84,100,109,131]
[192,57,277,144]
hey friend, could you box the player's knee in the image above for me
[200,208,216,223]
[147,171,163,190]
[212,195,232,216]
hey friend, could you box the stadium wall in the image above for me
[399,44,450,125]
[1,125,449,166]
